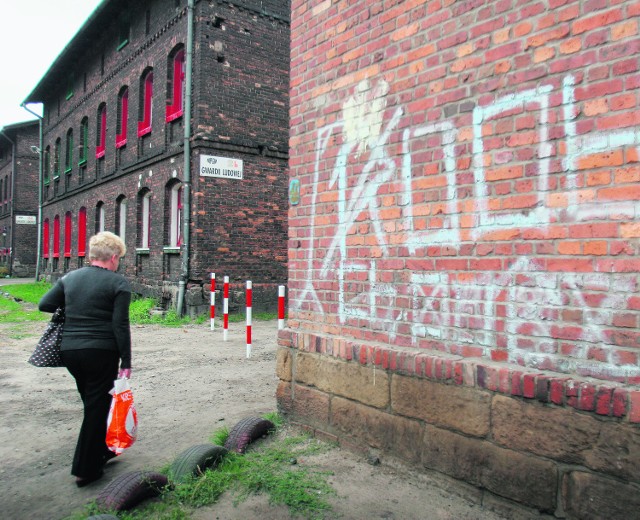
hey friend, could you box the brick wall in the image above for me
[35,0,289,312]
[281,0,640,516]
[0,122,39,276]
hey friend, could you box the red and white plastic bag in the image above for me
[106,378,138,455]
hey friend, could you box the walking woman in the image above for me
[39,231,132,487]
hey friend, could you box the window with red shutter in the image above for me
[138,70,153,136]
[77,207,87,257]
[64,212,72,257]
[43,219,50,258]
[166,48,185,122]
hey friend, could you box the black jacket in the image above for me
[38,266,132,368]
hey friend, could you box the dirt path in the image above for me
[0,315,544,520]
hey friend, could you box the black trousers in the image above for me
[61,349,119,479]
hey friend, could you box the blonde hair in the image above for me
[89,231,127,261]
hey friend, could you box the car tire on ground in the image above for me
[95,471,169,511]
[169,444,228,483]
[223,416,275,454]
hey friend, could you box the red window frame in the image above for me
[96,105,107,158]
[77,207,87,257]
[64,212,72,258]
[138,72,153,137]
[53,215,60,258]
[166,50,185,122]
[116,88,129,148]
[43,219,50,259]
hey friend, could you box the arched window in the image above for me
[77,207,87,257]
[53,138,61,178]
[116,86,129,148]
[167,181,182,247]
[53,215,60,258]
[65,128,73,173]
[96,201,105,233]
[166,47,185,122]
[96,103,107,158]
[43,218,50,258]
[79,117,89,164]
[43,146,51,184]
[138,189,151,249]
[116,195,127,241]
[64,211,72,257]
[138,68,153,136]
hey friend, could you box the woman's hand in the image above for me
[118,368,132,379]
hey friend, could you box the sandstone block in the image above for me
[422,425,557,512]
[289,383,330,427]
[563,471,640,520]
[296,352,389,408]
[492,394,599,463]
[331,396,423,465]
[391,374,491,437]
[276,347,292,381]
[492,395,640,481]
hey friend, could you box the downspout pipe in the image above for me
[177,0,195,316]
[0,129,15,277]
[20,104,44,282]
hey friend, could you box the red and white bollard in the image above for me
[209,273,216,331]
[278,285,285,330]
[223,276,229,341]
[246,280,252,358]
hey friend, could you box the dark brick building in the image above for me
[24,0,290,313]
[0,120,40,277]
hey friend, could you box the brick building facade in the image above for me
[0,121,40,277]
[279,0,640,517]
[24,0,290,313]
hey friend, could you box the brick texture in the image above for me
[281,0,640,515]
[0,122,40,276]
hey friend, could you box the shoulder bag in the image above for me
[28,307,65,367]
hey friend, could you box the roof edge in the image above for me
[22,0,111,104]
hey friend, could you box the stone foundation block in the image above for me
[391,374,491,437]
[562,471,640,520]
[331,396,423,465]
[422,425,557,512]
[296,352,389,408]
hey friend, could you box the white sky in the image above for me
[0,0,103,129]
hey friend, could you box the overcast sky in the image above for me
[0,0,102,129]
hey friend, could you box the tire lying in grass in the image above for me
[95,471,169,511]
[224,416,275,454]
[169,444,228,483]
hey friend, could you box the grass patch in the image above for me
[68,416,337,520]
[171,431,335,518]
[1,284,277,328]
[2,281,51,304]
[0,294,49,323]
[228,311,279,323]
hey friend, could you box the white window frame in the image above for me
[118,198,127,241]
[142,192,151,248]
[170,183,182,247]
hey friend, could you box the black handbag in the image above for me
[28,307,65,367]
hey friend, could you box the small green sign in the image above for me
[289,178,300,206]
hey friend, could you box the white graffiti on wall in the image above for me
[295,75,640,379]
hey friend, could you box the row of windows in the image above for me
[42,182,183,260]
[43,46,185,184]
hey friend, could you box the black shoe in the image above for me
[75,471,104,488]
[102,451,118,464]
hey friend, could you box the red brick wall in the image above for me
[287,0,640,386]
[0,123,39,276]
[282,0,640,515]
